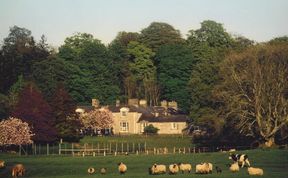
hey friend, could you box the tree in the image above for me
[79,108,113,132]
[12,82,57,143]
[58,33,120,105]
[126,41,158,104]
[0,26,50,93]
[144,124,159,134]
[0,117,34,145]
[0,94,9,120]
[215,44,288,147]
[156,44,196,112]
[140,22,184,52]
[50,83,82,142]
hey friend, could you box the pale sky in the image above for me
[0,0,287,47]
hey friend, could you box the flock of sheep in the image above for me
[0,151,264,177]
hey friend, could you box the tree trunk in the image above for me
[264,137,275,147]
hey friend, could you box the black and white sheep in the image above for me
[229,153,250,168]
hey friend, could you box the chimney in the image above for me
[168,101,178,110]
[116,99,120,107]
[128,98,139,107]
[92,99,99,108]
[139,99,147,107]
[161,100,168,109]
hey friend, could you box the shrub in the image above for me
[144,124,159,134]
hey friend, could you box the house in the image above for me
[76,99,189,135]
[109,99,189,135]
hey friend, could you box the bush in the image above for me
[144,124,159,134]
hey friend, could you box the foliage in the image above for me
[50,83,82,142]
[0,93,9,120]
[12,82,57,143]
[80,108,113,130]
[0,26,50,93]
[156,44,196,112]
[58,33,120,105]
[126,41,158,104]
[140,22,184,52]
[215,43,288,146]
[0,117,34,145]
[143,124,159,134]
[8,75,26,109]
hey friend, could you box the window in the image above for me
[120,122,129,132]
[171,123,178,130]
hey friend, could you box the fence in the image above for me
[0,143,256,156]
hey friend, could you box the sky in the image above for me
[0,0,288,47]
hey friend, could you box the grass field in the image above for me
[80,135,193,149]
[0,149,287,178]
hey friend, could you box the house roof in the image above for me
[108,105,188,123]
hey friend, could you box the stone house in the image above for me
[76,99,188,135]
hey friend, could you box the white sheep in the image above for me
[247,167,264,176]
[87,167,95,174]
[0,160,5,168]
[229,162,240,172]
[118,162,127,174]
[178,163,192,173]
[100,167,107,174]
[195,163,209,174]
[168,164,179,174]
[207,163,213,173]
[150,164,166,175]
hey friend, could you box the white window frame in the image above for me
[171,122,178,130]
[120,121,129,132]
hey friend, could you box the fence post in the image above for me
[121,142,124,154]
[116,142,118,153]
[19,145,21,156]
[59,143,61,155]
[138,143,140,153]
[47,144,49,156]
[144,142,147,153]
[133,143,135,153]
[173,147,176,154]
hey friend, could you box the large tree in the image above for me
[0,26,50,93]
[12,82,57,143]
[156,44,196,112]
[58,33,120,105]
[216,44,288,146]
[50,84,82,142]
[139,22,184,52]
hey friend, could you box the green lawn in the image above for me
[80,135,193,149]
[0,149,287,178]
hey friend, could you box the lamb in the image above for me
[118,162,127,174]
[178,163,192,173]
[195,163,210,174]
[87,167,95,174]
[149,164,166,175]
[229,162,240,172]
[229,153,250,168]
[247,167,264,176]
[100,167,107,174]
[0,160,5,168]
[168,164,179,174]
[11,164,25,178]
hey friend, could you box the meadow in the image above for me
[0,148,287,178]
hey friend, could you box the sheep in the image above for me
[195,163,210,174]
[207,162,213,173]
[229,162,240,172]
[178,163,192,173]
[168,164,179,174]
[229,149,236,152]
[150,164,166,175]
[229,153,250,168]
[87,167,95,174]
[215,166,222,173]
[118,162,127,174]
[100,167,107,174]
[247,167,264,176]
[0,160,5,168]
[11,164,25,178]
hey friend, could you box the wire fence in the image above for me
[0,143,265,157]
